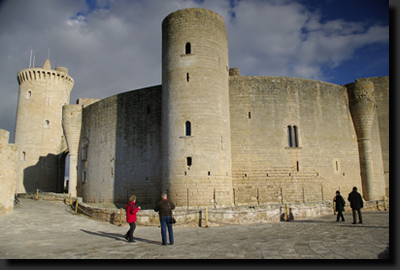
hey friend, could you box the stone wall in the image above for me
[78,86,163,206]
[17,192,388,227]
[229,76,362,204]
[76,75,387,207]
[0,129,18,215]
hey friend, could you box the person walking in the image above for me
[124,195,140,242]
[333,190,346,222]
[348,187,363,224]
[154,193,175,245]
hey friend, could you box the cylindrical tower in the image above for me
[62,104,82,197]
[14,59,74,193]
[348,79,385,200]
[161,8,233,208]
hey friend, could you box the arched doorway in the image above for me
[57,150,69,193]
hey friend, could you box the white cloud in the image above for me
[0,0,389,142]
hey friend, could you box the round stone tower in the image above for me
[161,8,233,208]
[14,59,74,193]
[348,79,385,201]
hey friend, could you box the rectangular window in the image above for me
[293,126,299,147]
[82,145,88,161]
[287,126,293,147]
[287,125,299,147]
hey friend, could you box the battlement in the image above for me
[17,67,74,86]
[162,8,224,28]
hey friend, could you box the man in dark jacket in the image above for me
[154,193,175,245]
[334,190,346,222]
[348,187,363,224]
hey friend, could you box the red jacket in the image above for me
[126,201,139,223]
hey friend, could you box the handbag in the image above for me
[168,201,176,224]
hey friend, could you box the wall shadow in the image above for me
[113,86,163,208]
[23,152,67,193]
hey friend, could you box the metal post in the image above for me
[233,188,236,206]
[333,200,336,215]
[119,208,123,226]
[36,189,39,200]
[383,196,387,211]
[257,188,260,205]
[285,204,289,221]
[75,199,79,215]
[205,207,209,228]
[321,186,324,201]
[69,193,72,205]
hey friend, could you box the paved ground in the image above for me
[0,198,391,260]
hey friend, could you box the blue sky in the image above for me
[0,0,390,144]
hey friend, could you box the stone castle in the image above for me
[1,8,388,213]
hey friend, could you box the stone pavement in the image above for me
[0,198,390,259]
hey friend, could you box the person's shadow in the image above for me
[80,229,160,245]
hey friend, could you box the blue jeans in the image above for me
[160,216,174,245]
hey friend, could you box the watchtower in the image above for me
[15,59,74,193]
[161,8,233,208]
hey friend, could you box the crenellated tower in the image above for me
[161,8,233,208]
[14,59,74,193]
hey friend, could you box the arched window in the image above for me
[185,121,191,136]
[27,90,32,100]
[22,151,26,161]
[44,120,50,129]
[185,42,191,54]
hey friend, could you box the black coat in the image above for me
[348,191,363,209]
[154,199,175,217]
[334,195,346,212]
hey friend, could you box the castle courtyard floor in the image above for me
[0,198,390,260]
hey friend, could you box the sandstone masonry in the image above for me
[11,8,388,212]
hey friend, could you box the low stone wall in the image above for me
[18,192,389,227]
[18,192,72,202]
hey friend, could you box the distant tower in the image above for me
[15,59,74,193]
[161,8,233,208]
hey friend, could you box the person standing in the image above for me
[154,193,175,245]
[348,187,363,224]
[333,190,346,222]
[124,195,140,242]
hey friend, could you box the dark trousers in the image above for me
[352,209,362,223]
[126,222,136,241]
[160,216,174,245]
[336,211,345,221]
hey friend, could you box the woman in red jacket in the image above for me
[124,195,140,242]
